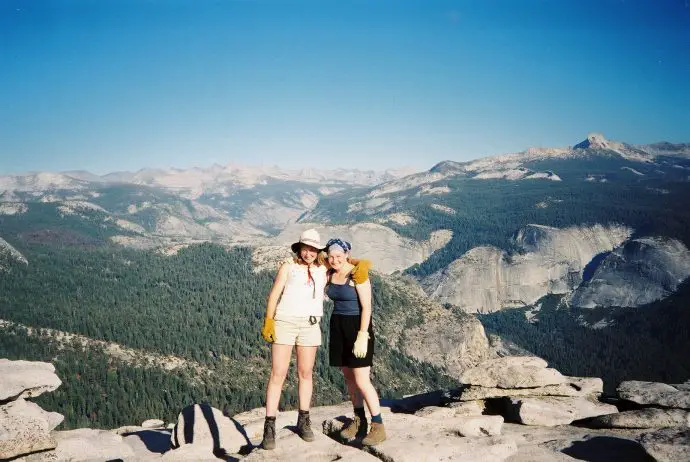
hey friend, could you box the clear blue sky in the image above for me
[1,0,689,175]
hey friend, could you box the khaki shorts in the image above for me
[273,315,322,347]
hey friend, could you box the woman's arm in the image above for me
[262,263,290,343]
[265,262,290,320]
[355,279,373,332]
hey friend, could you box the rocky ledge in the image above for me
[1,357,688,461]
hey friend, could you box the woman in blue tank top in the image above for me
[325,238,387,446]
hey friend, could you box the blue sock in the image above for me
[371,413,383,424]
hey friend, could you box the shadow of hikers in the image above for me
[223,403,253,455]
[561,436,654,462]
[322,415,365,449]
[382,390,447,414]
[122,429,171,453]
[169,403,249,460]
[230,417,253,455]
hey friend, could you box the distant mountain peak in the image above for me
[429,160,465,174]
[573,132,613,151]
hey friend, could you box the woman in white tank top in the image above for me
[259,229,327,449]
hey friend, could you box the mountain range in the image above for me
[2,132,688,312]
[1,132,690,429]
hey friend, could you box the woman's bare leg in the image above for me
[295,345,318,411]
[352,366,381,417]
[342,367,363,407]
[265,343,293,417]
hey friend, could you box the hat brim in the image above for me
[291,240,325,253]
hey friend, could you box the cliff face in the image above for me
[374,276,493,377]
[570,237,690,308]
[422,224,632,313]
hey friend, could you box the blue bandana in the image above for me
[326,238,351,254]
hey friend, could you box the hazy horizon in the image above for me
[2,131,688,178]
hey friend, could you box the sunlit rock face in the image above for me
[422,224,632,313]
[569,237,690,308]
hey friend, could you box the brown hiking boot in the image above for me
[340,415,368,441]
[296,411,315,442]
[261,418,276,450]
[362,422,386,446]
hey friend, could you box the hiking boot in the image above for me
[261,418,276,450]
[340,415,368,441]
[296,411,315,442]
[362,422,386,446]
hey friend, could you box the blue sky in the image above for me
[1,0,689,175]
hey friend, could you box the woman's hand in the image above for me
[353,331,369,358]
[261,318,276,343]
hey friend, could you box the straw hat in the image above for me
[291,228,325,253]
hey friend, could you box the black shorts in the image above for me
[329,313,375,368]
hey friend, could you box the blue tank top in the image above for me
[327,277,360,316]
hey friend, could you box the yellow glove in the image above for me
[351,259,372,284]
[353,331,369,358]
[262,318,276,343]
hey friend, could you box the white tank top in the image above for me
[275,262,327,318]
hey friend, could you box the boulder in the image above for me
[142,418,165,429]
[19,428,134,462]
[505,397,617,426]
[0,359,62,402]
[112,424,147,435]
[639,427,690,462]
[56,429,135,461]
[169,403,247,455]
[460,356,566,389]
[449,400,487,416]
[415,401,486,419]
[586,408,690,429]
[618,381,690,409]
[459,377,602,401]
[0,399,62,460]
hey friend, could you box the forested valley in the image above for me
[0,243,453,429]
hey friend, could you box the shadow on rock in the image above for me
[322,415,365,449]
[223,405,253,455]
[561,436,654,462]
[123,429,171,453]
[383,390,448,413]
